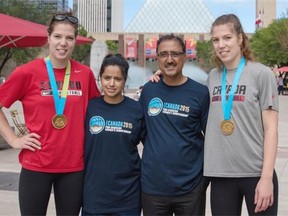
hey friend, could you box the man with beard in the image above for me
[139,34,210,216]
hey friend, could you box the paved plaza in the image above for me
[0,95,287,215]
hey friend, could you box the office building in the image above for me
[256,0,276,28]
[77,0,123,33]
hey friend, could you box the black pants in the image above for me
[82,208,141,216]
[210,171,278,216]
[19,168,83,216]
[142,176,208,216]
[278,85,284,95]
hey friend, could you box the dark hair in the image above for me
[210,14,255,69]
[99,54,129,81]
[156,34,186,53]
[47,11,78,36]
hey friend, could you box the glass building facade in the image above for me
[124,0,215,33]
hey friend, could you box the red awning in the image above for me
[277,66,288,73]
[0,13,93,48]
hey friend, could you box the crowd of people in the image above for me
[0,11,279,216]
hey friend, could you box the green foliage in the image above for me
[250,15,288,67]
[106,40,118,54]
[0,47,42,76]
[71,26,92,65]
[195,40,213,71]
[0,0,54,25]
[12,48,41,64]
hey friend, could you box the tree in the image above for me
[195,40,213,72]
[0,0,54,25]
[250,11,288,67]
[71,26,92,65]
[0,0,53,76]
[106,40,118,54]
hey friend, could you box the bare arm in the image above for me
[254,109,278,213]
[0,107,42,151]
[150,70,162,82]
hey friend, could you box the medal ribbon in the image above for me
[221,56,246,120]
[44,56,71,115]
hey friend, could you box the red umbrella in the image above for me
[0,13,93,48]
[277,66,288,73]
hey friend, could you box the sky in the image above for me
[123,0,288,33]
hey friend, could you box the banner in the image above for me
[185,38,197,59]
[125,37,137,59]
[145,37,158,59]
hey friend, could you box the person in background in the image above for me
[134,85,143,101]
[139,34,210,216]
[0,11,100,215]
[277,74,284,95]
[82,54,146,216]
[204,14,278,215]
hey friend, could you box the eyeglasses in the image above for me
[157,51,185,59]
[51,14,78,25]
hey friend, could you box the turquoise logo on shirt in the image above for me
[148,97,163,116]
[89,116,105,134]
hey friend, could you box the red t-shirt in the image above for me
[0,58,100,173]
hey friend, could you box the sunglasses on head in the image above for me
[52,14,78,25]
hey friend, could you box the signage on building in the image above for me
[125,37,138,59]
[145,37,158,59]
[185,38,197,59]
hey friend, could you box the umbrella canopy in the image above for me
[277,66,288,73]
[0,13,93,48]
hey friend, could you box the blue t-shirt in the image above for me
[139,78,209,196]
[83,96,146,214]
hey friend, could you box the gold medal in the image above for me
[220,119,234,135]
[52,115,67,129]
[45,57,71,130]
